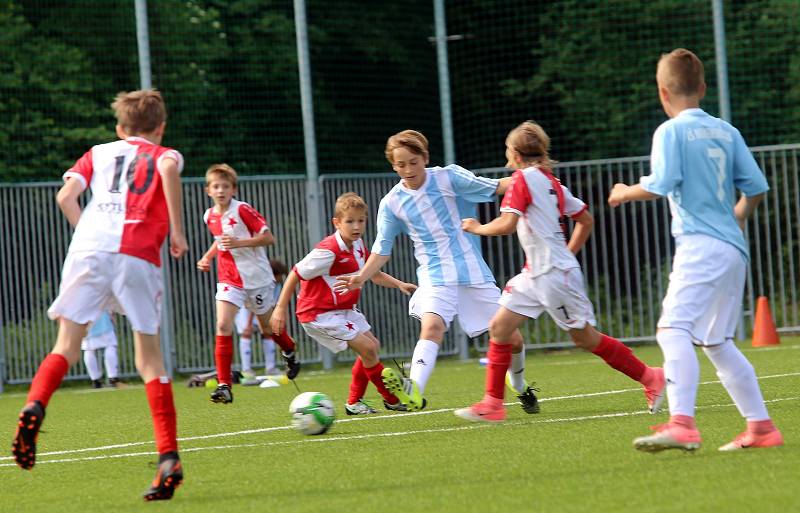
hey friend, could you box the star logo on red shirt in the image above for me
[227,218,238,227]
[357,247,365,259]
[345,322,355,331]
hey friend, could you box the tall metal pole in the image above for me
[294,0,332,369]
[434,0,456,165]
[136,0,174,376]
[712,0,731,122]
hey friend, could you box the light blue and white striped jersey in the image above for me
[372,165,499,287]
[640,108,769,258]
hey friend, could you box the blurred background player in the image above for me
[455,121,664,423]
[609,48,783,452]
[197,164,299,404]
[337,130,537,413]
[11,89,187,500]
[236,258,291,382]
[271,193,417,414]
[81,310,125,388]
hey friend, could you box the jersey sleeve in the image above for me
[157,149,184,174]
[294,248,336,280]
[731,129,769,197]
[499,169,532,216]
[562,185,588,219]
[63,148,93,191]
[238,203,269,235]
[447,164,500,203]
[640,122,681,196]
[371,198,404,256]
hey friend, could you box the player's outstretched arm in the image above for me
[161,157,188,258]
[271,270,300,334]
[734,193,764,230]
[462,211,518,237]
[335,254,390,292]
[56,177,85,227]
[495,176,514,195]
[223,230,275,250]
[370,272,417,295]
[568,210,594,255]
[607,183,661,207]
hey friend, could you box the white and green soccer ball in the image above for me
[289,392,336,435]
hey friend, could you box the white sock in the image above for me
[409,339,439,394]
[263,337,276,370]
[84,349,102,381]
[239,337,252,373]
[657,329,699,418]
[508,347,526,394]
[703,342,770,421]
[104,345,119,379]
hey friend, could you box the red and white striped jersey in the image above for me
[64,137,184,267]
[294,232,369,323]
[204,198,274,289]
[501,167,588,277]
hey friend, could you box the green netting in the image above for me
[2,0,799,181]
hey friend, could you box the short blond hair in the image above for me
[506,121,556,169]
[657,48,705,96]
[111,89,166,135]
[385,130,429,163]
[205,163,238,188]
[334,192,368,218]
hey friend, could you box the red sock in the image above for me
[364,362,399,404]
[748,419,777,435]
[272,329,296,353]
[27,353,69,407]
[145,378,178,454]
[670,414,697,430]
[347,357,370,404]
[215,335,233,385]
[591,334,647,382]
[486,341,512,400]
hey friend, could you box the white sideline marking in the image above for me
[1,396,796,468]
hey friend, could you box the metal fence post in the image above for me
[712,0,731,122]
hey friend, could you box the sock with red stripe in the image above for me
[591,334,647,382]
[145,377,178,454]
[272,329,296,354]
[486,341,512,400]
[364,362,399,404]
[215,335,233,386]
[27,353,70,407]
[347,357,370,404]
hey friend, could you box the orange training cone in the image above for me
[752,296,780,347]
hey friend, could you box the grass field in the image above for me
[1,339,797,513]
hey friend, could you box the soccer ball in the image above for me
[289,392,335,435]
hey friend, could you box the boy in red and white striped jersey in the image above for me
[11,89,187,501]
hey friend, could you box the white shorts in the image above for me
[499,268,596,331]
[81,330,118,351]
[301,308,371,354]
[658,234,746,346]
[48,251,162,335]
[409,282,500,338]
[234,307,261,334]
[216,281,276,316]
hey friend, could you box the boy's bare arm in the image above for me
[197,241,218,272]
[55,178,85,227]
[223,230,275,249]
[608,183,661,207]
[336,254,391,291]
[161,158,188,258]
[734,193,764,229]
[271,270,300,334]
[461,211,518,237]
[496,176,513,195]
[567,210,593,255]
[370,272,417,295]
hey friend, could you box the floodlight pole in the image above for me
[294,0,333,369]
[712,0,731,122]
[136,0,175,376]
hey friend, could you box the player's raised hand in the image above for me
[461,218,481,233]
[335,274,365,293]
[608,183,629,208]
[170,232,189,258]
[397,281,417,296]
